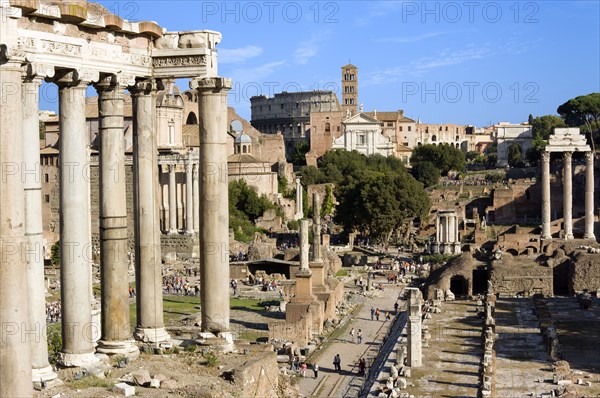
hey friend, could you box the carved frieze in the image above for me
[152,55,207,68]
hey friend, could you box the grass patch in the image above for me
[336,268,349,277]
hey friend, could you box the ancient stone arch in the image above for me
[1,2,232,395]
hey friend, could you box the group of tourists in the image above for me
[46,301,61,323]
[163,274,198,296]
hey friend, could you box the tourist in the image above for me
[359,358,366,375]
[301,363,307,377]
[394,301,399,314]
[313,363,319,378]
[375,308,380,321]
[350,327,355,342]
[357,329,362,344]
[333,354,341,371]
[370,307,375,321]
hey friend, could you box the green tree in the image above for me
[321,185,335,216]
[557,93,600,151]
[526,115,566,165]
[507,143,525,168]
[51,241,60,266]
[410,144,465,176]
[291,141,310,166]
[229,180,279,242]
[410,161,440,187]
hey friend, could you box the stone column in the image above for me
[185,161,194,234]
[130,79,169,344]
[435,216,440,242]
[0,58,33,396]
[295,178,303,219]
[311,193,322,262]
[192,163,200,232]
[541,152,552,240]
[191,77,232,335]
[407,288,422,367]
[23,72,57,382]
[293,220,317,301]
[584,152,595,240]
[54,71,98,367]
[168,164,178,234]
[95,74,138,357]
[563,152,574,240]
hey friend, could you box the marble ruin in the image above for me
[0,1,231,395]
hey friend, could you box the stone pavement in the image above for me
[298,275,405,398]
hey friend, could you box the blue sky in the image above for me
[42,1,600,127]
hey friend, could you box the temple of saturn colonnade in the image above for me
[0,2,232,396]
[541,128,595,241]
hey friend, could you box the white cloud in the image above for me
[228,60,287,83]
[294,32,331,65]
[219,45,263,65]
[354,1,405,26]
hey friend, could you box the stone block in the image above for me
[132,370,151,386]
[160,379,177,389]
[149,379,161,388]
[113,382,135,397]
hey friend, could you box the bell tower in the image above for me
[341,64,359,117]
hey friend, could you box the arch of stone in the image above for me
[0,2,231,396]
[540,128,595,241]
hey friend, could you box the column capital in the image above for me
[22,63,54,83]
[563,151,573,161]
[585,151,594,162]
[128,77,164,97]
[184,163,193,173]
[541,151,550,162]
[51,69,90,88]
[189,76,232,93]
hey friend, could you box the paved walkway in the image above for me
[299,275,405,398]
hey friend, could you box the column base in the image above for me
[583,233,596,240]
[32,365,58,383]
[541,234,552,240]
[564,233,574,240]
[134,327,170,344]
[168,229,179,235]
[57,351,100,368]
[96,339,140,360]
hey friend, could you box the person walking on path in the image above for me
[370,307,375,321]
[357,329,363,344]
[385,311,391,321]
[333,354,341,371]
[350,327,356,342]
[301,363,307,377]
[313,363,319,379]
[375,308,380,321]
[359,358,366,375]
[394,301,399,314]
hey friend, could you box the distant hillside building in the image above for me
[250,90,341,159]
[331,112,394,156]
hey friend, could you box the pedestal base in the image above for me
[31,365,58,383]
[134,327,170,343]
[96,339,140,360]
[583,233,596,240]
[57,351,100,368]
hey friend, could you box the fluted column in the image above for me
[192,163,199,232]
[541,152,552,240]
[23,72,58,382]
[95,74,138,357]
[54,71,98,367]
[130,79,169,343]
[584,152,595,240]
[191,77,232,334]
[563,152,574,240]
[185,161,194,234]
[295,178,303,219]
[168,164,178,234]
[0,58,33,396]
[311,193,322,262]
[435,216,440,242]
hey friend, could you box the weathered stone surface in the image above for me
[113,382,135,396]
[132,370,151,386]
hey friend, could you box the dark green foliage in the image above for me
[410,143,466,176]
[299,149,430,243]
[484,171,504,183]
[291,141,310,166]
[322,185,335,216]
[51,241,60,266]
[507,143,525,168]
[526,115,566,165]
[410,161,440,187]
[229,180,278,242]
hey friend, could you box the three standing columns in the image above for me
[190,77,232,334]
[22,72,58,382]
[54,70,98,367]
[131,78,170,343]
[95,74,138,357]
[541,151,595,240]
[0,58,34,397]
